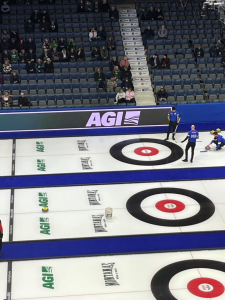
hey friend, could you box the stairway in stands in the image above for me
[119,9,155,105]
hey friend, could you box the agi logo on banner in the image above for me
[86,111,141,127]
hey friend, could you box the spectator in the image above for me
[57,37,67,52]
[157,86,168,103]
[85,0,93,12]
[120,56,130,70]
[2,50,10,63]
[143,26,154,45]
[100,45,109,60]
[30,9,42,23]
[44,58,54,73]
[139,8,147,21]
[19,49,28,63]
[35,58,45,73]
[97,26,106,40]
[76,47,85,61]
[1,38,9,51]
[209,44,219,57]
[125,88,136,104]
[40,49,51,62]
[60,48,69,62]
[115,88,126,104]
[42,39,50,51]
[18,38,25,53]
[195,44,204,58]
[3,60,12,74]
[10,50,19,63]
[110,56,119,71]
[107,36,116,51]
[221,57,225,68]
[89,28,97,41]
[93,0,100,12]
[26,60,35,73]
[9,38,18,51]
[77,0,85,12]
[121,66,132,80]
[109,6,119,19]
[10,71,20,84]
[107,77,117,92]
[41,9,50,23]
[147,7,156,20]
[155,8,164,19]
[18,92,32,107]
[0,73,4,84]
[158,25,168,39]
[2,29,10,41]
[27,48,36,62]
[68,48,76,61]
[26,38,36,53]
[121,77,134,91]
[50,39,58,51]
[91,46,101,61]
[25,19,35,33]
[51,48,60,61]
[1,1,10,14]
[94,67,106,90]
[149,54,160,69]
[67,38,76,52]
[111,65,121,81]
[101,0,110,12]
[10,30,19,42]
[39,19,49,32]
[161,54,170,69]
[49,20,58,32]
[1,91,12,107]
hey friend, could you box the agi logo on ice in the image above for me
[86,111,141,127]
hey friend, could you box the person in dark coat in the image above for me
[30,9,42,23]
[157,86,168,102]
[26,38,36,53]
[101,0,110,12]
[121,77,134,91]
[109,56,119,71]
[94,67,106,90]
[44,58,54,73]
[18,92,32,107]
[194,44,204,59]
[26,60,35,73]
[109,6,119,19]
[25,19,35,33]
[149,54,161,69]
[147,7,156,20]
[10,71,20,83]
[161,54,170,69]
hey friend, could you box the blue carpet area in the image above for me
[1,231,225,261]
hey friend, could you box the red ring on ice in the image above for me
[155,200,185,213]
[134,147,159,156]
[187,278,225,298]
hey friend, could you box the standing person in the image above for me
[165,107,180,140]
[181,125,199,163]
[0,220,3,256]
[207,131,225,151]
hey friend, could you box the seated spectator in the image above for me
[10,30,19,42]
[195,44,204,58]
[85,0,93,12]
[143,26,154,45]
[68,48,76,61]
[147,7,156,20]
[93,0,100,12]
[149,54,160,69]
[77,0,85,12]
[158,25,168,39]
[39,19,49,32]
[111,65,121,81]
[0,73,4,84]
[41,9,50,23]
[1,38,9,51]
[76,47,85,61]
[19,49,28,63]
[1,1,10,14]
[9,38,19,51]
[91,46,101,61]
[109,6,119,20]
[60,48,69,62]
[57,37,67,52]
[18,38,25,53]
[25,19,35,33]
[89,28,98,41]
[26,60,35,73]
[115,88,126,104]
[44,58,54,73]
[100,46,109,60]
[107,77,117,92]
[3,60,12,74]
[121,77,134,91]
[1,91,12,107]
[209,44,219,57]
[49,20,58,32]
[101,0,110,12]
[11,50,19,63]
[42,39,50,51]
[2,50,10,63]
[67,38,76,52]
[139,8,147,21]
[157,86,168,103]
[35,58,45,73]
[94,67,106,90]
[50,39,58,51]
[30,9,42,23]
[107,36,116,51]
[97,26,106,40]
[161,54,170,69]
[221,57,225,68]
[110,56,119,71]
[26,38,36,53]
[2,29,10,41]
[10,71,20,84]
[18,92,32,107]
[155,8,164,19]
[121,66,132,80]
[51,48,60,61]
[120,56,130,70]
[125,88,136,104]
[40,49,51,62]
[27,48,36,62]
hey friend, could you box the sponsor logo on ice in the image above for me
[40,217,50,235]
[87,190,101,205]
[101,263,120,286]
[36,141,45,152]
[42,266,54,289]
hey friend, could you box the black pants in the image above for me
[212,140,225,149]
[167,121,177,138]
[185,141,196,161]
[0,238,2,253]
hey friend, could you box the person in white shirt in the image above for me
[115,88,125,104]
[89,28,97,41]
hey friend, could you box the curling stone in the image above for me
[42,206,49,212]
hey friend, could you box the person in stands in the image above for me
[161,54,170,69]
[18,92,32,107]
[125,88,136,104]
